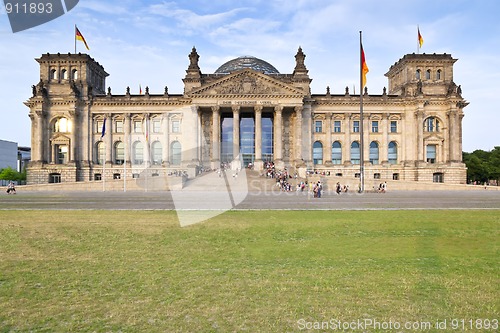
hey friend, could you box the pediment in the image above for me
[189,69,305,97]
[423,133,443,142]
[50,134,70,144]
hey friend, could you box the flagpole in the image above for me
[74,25,76,54]
[124,127,127,192]
[359,31,365,193]
[102,140,106,192]
[417,25,419,54]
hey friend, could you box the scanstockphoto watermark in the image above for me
[297,318,499,331]
[3,0,79,32]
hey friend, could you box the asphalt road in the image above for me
[1,189,499,210]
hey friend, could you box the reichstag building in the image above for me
[25,47,468,184]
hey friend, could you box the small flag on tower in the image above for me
[75,25,90,50]
[418,26,424,48]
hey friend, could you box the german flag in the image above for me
[75,26,90,50]
[418,26,424,48]
[361,43,369,89]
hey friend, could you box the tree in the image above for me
[463,147,500,185]
[0,167,20,181]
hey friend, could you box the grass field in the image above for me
[0,210,498,332]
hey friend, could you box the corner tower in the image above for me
[25,53,108,184]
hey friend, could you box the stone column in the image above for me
[162,114,169,166]
[362,113,370,166]
[144,113,150,166]
[124,113,131,167]
[70,111,77,163]
[232,105,240,161]
[324,113,333,165]
[105,113,112,166]
[211,106,220,168]
[381,113,389,164]
[344,113,351,165]
[303,104,313,167]
[274,105,283,166]
[34,111,43,162]
[450,110,460,162]
[416,110,424,162]
[294,106,303,164]
[254,106,263,170]
[81,106,90,166]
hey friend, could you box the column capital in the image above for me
[274,105,283,113]
[294,106,302,117]
[143,112,150,120]
[211,105,220,113]
[124,113,131,119]
[232,105,240,113]
[254,105,263,113]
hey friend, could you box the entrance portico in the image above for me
[204,103,302,171]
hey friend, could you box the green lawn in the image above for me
[0,210,498,332]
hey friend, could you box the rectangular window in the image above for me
[96,120,104,134]
[426,144,436,163]
[315,120,322,133]
[172,120,180,133]
[393,173,399,180]
[153,120,161,133]
[334,121,341,133]
[133,121,142,133]
[372,121,379,133]
[390,121,397,133]
[353,121,360,133]
[115,120,123,133]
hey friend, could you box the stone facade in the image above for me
[25,48,468,185]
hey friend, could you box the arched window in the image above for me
[388,141,398,164]
[424,117,440,132]
[369,141,379,165]
[332,141,342,165]
[313,141,323,165]
[50,69,57,80]
[114,141,124,165]
[132,141,144,165]
[436,69,441,80]
[54,118,72,133]
[71,69,78,80]
[425,69,431,80]
[351,141,360,165]
[170,141,181,166]
[416,69,421,80]
[151,141,162,165]
[96,141,105,165]
[61,69,68,80]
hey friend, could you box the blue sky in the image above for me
[1,0,499,152]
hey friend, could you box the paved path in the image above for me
[1,189,499,210]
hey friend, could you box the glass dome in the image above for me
[215,56,279,74]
